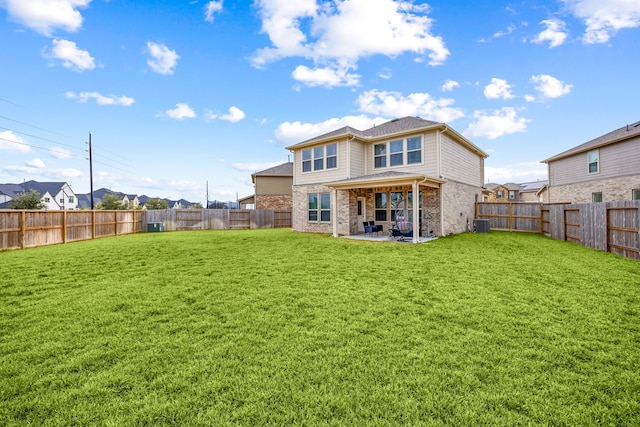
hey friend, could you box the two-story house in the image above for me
[285,116,488,242]
[542,120,640,203]
[239,162,293,209]
[0,181,78,210]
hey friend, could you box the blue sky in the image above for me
[1,0,639,205]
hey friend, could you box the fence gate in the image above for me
[564,208,580,244]
[541,207,550,235]
[607,206,640,260]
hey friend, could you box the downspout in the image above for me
[438,125,447,237]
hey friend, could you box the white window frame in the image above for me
[588,149,599,174]
[308,192,331,222]
[302,143,338,173]
[373,136,422,169]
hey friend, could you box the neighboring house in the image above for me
[518,180,548,203]
[0,181,78,210]
[285,116,489,242]
[239,162,293,209]
[484,183,509,202]
[483,181,548,203]
[542,120,640,203]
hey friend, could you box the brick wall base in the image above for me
[549,175,640,203]
[255,194,292,210]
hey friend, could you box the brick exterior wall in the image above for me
[441,180,482,235]
[255,194,292,210]
[292,184,334,234]
[549,174,640,203]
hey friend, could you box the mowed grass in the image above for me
[1,230,639,426]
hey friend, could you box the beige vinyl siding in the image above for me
[293,139,350,185]
[255,176,293,195]
[350,140,366,178]
[550,137,640,186]
[364,131,438,176]
[440,133,482,185]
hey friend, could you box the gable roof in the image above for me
[285,116,488,158]
[253,162,293,177]
[543,120,640,163]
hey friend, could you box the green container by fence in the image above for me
[147,222,164,232]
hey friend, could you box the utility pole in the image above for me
[206,180,209,209]
[88,132,94,210]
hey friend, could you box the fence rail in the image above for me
[0,208,292,251]
[0,210,143,250]
[477,201,640,261]
[143,209,292,231]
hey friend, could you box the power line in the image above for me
[0,126,83,151]
[0,136,86,160]
[0,115,66,137]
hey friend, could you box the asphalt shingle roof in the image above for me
[544,120,640,162]
[254,162,293,176]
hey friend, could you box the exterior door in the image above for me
[357,197,366,232]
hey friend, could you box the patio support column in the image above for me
[331,188,338,238]
[412,180,419,243]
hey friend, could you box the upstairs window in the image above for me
[407,136,422,164]
[374,144,387,168]
[588,150,599,173]
[592,192,602,202]
[302,143,338,172]
[633,189,640,200]
[374,136,422,169]
[509,190,516,200]
[389,140,403,166]
[496,190,503,199]
[302,150,312,172]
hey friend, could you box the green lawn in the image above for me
[1,229,639,426]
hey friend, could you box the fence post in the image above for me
[62,210,67,244]
[20,210,25,249]
[509,203,513,230]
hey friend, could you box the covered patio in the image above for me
[325,171,445,244]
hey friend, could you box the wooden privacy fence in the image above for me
[0,208,292,250]
[143,209,292,231]
[0,210,143,250]
[476,201,640,261]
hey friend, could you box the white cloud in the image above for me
[146,41,179,75]
[493,24,516,39]
[292,64,360,87]
[0,130,31,153]
[205,106,246,122]
[564,0,640,43]
[66,91,134,106]
[484,78,515,99]
[464,107,530,139]
[441,79,460,92]
[532,19,568,48]
[484,162,548,183]
[4,158,83,179]
[49,147,75,159]
[161,103,196,120]
[46,39,95,71]
[531,74,572,98]
[251,0,449,87]
[357,89,465,123]
[275,115,388,145]
[1,0,90,36]
[220,106,246,122]
[378,67,392,79]
[204,0,223,22]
